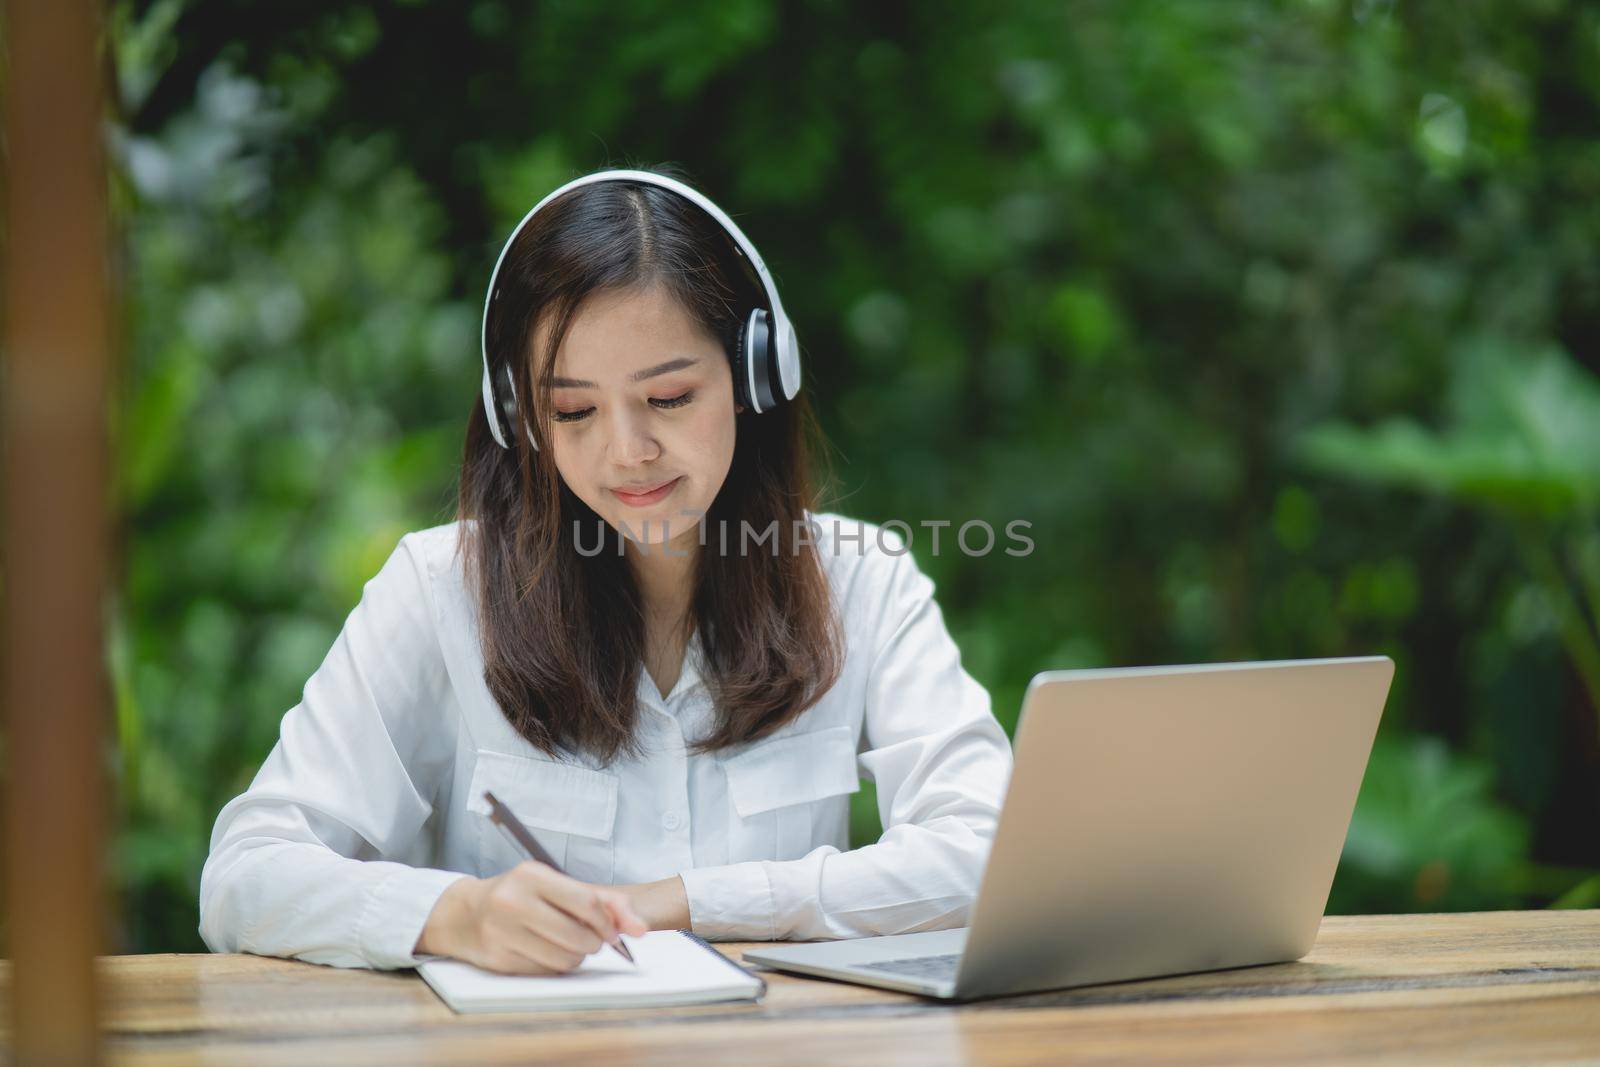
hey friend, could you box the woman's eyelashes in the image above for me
[652,389,695,410]
[552,390,696,424]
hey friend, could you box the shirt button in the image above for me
[661,811,682,831]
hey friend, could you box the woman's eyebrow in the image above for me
[552,356,701,389]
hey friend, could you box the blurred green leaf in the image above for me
[1331,735,1530,913]
[1299,340,1600,517]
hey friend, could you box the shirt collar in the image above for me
[637,627,707,710]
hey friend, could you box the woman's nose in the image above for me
[606,409,661,466]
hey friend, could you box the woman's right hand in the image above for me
[415,862,649,974]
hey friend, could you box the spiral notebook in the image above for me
[416,929,766,1013]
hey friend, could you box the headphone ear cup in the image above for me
[729,314,753,411]
[744,307,776,413]
[499,363,539,451]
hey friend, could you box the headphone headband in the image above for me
[479,169,801,449]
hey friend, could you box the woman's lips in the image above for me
[611,476,682,507]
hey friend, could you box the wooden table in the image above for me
[12,911,1600,1065]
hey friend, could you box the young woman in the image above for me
[199,166,1014,975]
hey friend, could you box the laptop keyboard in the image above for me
[858,953,961,981]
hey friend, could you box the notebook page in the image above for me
[418,929,762,1012]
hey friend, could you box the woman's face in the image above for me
[532,282,740,549]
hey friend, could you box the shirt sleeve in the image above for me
[680,530,1015,940]
[198,533,471,969]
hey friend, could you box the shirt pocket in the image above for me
[720,724,862,862]
[466,749,619,884]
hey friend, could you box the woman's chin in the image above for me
[609,516,701,553]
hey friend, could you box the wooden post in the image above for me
[3,0,113,1063]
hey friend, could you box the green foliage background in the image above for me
[106,0,1600,952]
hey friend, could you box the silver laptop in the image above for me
[743,655,1394,1000]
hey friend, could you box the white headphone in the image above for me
[479,169,802,450]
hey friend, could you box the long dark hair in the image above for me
[457,163,844,766]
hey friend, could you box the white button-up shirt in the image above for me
[199,511,1014,970]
